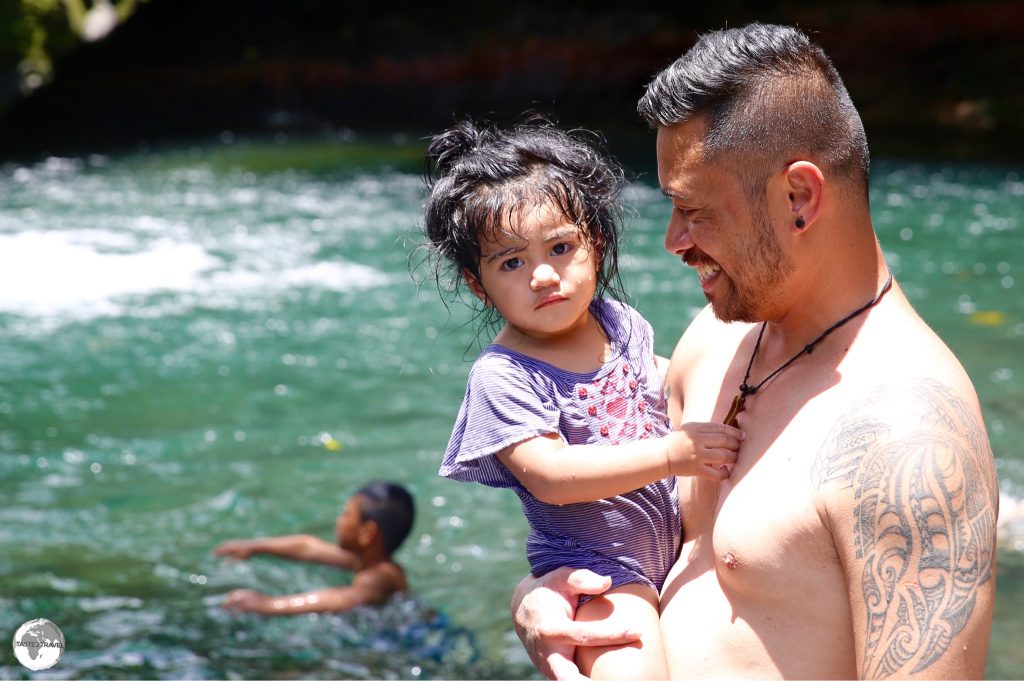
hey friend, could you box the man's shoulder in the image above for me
[672,304,752,362]
[808,375,998,678]
[810,377,996,508]
[852,295,969,383]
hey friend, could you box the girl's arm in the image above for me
[496,423,742,506]
[213,535,360,570]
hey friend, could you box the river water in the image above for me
[1,135,1022,679]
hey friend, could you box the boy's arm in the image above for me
[813,379,998,678]
[496,422,740,506]
[213,535,359,570]
[222,568,401,615]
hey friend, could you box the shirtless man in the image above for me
[512,23,998,679]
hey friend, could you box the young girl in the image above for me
[422,119,742,680]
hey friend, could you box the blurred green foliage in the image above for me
[0,0,143,92]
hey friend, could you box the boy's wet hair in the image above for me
[356,481,415,555]
[421,116,627,330]
[638,23,869,204]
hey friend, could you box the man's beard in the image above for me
[708,208,793,323]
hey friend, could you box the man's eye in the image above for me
[677,206,704,222]
[551,242,574,256]
[500,257,524,271]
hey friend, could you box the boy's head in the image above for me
[422,116,626,328]
[336,481,415,556]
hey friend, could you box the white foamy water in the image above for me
[0,231,219,316]
[998,492,1024,553]
[0,229,388,318]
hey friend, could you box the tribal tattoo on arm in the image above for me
[811,379,998,679]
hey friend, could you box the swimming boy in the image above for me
[214,481,414,615]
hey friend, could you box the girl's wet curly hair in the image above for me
[420,116,627,330]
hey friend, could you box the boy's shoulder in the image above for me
[353,560,408,600]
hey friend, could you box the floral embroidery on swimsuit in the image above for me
[576,361,655,445]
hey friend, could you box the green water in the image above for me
[0,137,1022,679]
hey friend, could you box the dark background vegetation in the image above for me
[1,0,1022,161]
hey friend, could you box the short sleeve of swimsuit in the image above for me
[438,353,561,489]
[439,300,680,595]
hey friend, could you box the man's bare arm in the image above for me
[812,378,998,679]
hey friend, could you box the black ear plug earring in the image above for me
[795,217,806,229]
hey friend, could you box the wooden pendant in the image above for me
[723,393,746,428]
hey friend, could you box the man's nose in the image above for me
[531,263,560,290]
[664,216,695,255]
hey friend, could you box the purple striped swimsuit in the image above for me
[439,299,680,594]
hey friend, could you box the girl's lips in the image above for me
[536,294,568,309]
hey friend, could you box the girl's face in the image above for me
[465,200,600,342]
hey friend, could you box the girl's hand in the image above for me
[665,422,744,479]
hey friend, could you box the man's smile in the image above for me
[694,261,721,282]
[683,252,723,291]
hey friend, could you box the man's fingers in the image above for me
[546,652,588,681]
[538,618,641,647]
[563,568,613,596]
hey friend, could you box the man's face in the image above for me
[656,118,792,323]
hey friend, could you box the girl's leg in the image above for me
[574,582,668,680]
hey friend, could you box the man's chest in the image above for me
[675,340,850,568]
[676,415,842,594]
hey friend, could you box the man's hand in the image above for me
[511,567,641,680]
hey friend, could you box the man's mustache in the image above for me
[683,250,716,267]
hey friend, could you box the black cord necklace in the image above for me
[723,270,894,428]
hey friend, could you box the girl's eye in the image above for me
[551,242,574,256]
[499,257,524,272]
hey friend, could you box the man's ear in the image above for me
[462,269,489,305]
[783,161,825,232]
